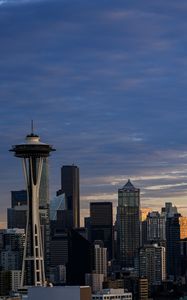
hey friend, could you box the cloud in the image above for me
[144,182,187,191]
[0,0,44,5]
[1,0,187,223]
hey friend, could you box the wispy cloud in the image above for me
[0,0,44,4]
[145,182,187,191]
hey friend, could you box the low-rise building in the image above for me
[92,289,132,300]
[28,286,91,300]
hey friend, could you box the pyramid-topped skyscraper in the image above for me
[117,179,140,268]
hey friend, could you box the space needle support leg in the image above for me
[21,158,30,288]
[35,157,45,285]
[30,156,45,286]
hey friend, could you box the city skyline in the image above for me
[1,0,187,226]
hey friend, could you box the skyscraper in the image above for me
[49,194,68,272]
[93,241,107,279]
[61,165,80,228]
[166,213,181,279]
[39,158,49,208]
[90,202,113,260]
[139,244,166,289]
[10,130,55,287]
[66,229,92,285]
[0,229,25,271]
[146,211,166,242]
[161,202,178,217]
[11,190,27,208]
[117,179,140,268]
[7,190,27,229]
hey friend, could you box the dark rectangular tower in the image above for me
[7,190,27,229]
[66,229,92,285]
[11,190,27,208]
[61,165,80,228]
[90,202,113,260]
[166,213,181,279]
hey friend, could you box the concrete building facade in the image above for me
[28,286,91,300]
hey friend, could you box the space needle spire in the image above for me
[10,128,55,287]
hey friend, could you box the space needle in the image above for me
[10,124,55,287]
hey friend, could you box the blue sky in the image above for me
[1,0,187,226]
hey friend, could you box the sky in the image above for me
[1,0,187,226]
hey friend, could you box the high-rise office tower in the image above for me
[0,229,25,271]
[50,192,76,233]
[49,193,70,279]
[85,241,107,294]
[39,158,49,208]
[117,180,140,268]
[161,202,178,217]
[7,207,27,230]
[50,193,66,222]
[146,211,166,242]
[50,232,68,269]
[93,241,107,279]
[85,217,92,241]
[11,190,27,208]
[66,229,92,285]
[139,244,166,289]
[166,213,181,279]
[1,251,20,271]
[140,208,151,247]
[10,130,55,287]
[7,190,27,229]
[90,202,113,260]
[61,165,80,228]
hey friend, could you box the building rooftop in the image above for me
[122,179,136,191]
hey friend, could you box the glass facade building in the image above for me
[117,180,140,268]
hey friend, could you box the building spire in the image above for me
[123,179,136,190]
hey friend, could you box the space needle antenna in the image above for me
[31,120,34,134]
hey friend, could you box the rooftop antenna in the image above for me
[31,120,34,134]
